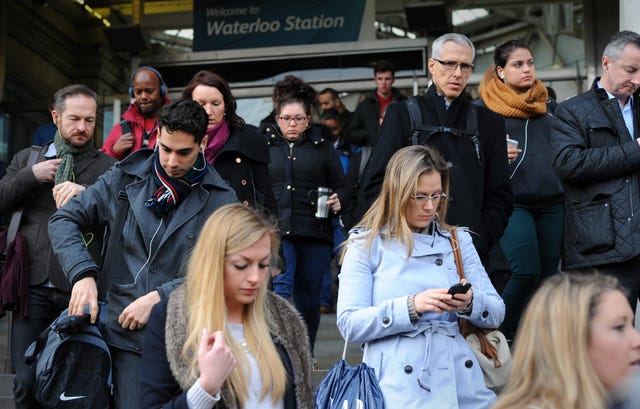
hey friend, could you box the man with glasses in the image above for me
[551,30,640,308]
[358,33,513,264]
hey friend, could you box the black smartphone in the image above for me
[448,282,471,295]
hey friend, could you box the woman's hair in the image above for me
[493,38,531,69]
[493,272,627,409]
[182,203,286,406]
[273,75,317,117]
[346,145,450,259]
[181,70,245,129]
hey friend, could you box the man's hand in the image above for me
[118,290,161,330]
[32,159,61,183]
[69,277,99,323]
[52,181,86,208]
[112,133,135,156]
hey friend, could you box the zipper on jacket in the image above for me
[629,178,634,217]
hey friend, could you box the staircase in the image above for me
[312,312,364,388]
[0,315,14,408]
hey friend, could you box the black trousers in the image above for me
[592,254,640,311]
[11,285,69,409]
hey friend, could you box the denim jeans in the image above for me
[499,203,563,340]
[12,285,69,409]
[273,237,331,351]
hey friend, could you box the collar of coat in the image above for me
[115,149,231,191]
[164,285,314,408]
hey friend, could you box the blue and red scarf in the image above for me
[145,151,207,217]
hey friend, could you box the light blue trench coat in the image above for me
[337,224,505,409]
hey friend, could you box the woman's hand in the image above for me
[197,329,236,397]
[414,288,455,314]
[506,134,522,164]
[442,279,473,312]
[327,193,341,213]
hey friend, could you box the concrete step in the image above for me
[315,313,363,371]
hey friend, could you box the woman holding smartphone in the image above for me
[477,39,564,342]
[337,145,504,409]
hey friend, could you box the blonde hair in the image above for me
[344,145,451,259]
[182,203,286,406]
[493,272,626,409]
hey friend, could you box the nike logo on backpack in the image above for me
[60,392,86,401]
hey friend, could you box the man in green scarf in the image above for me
[0,84,115,408]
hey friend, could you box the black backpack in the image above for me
[404,96,483,167]
[23,181,131,408]
[24,310,112,409]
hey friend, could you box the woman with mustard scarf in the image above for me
[477,39,564,342]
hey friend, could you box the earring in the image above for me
[499,72,505,80]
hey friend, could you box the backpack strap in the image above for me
[2,147,41,260]
[405,97,423,146]
[404,97,483,167]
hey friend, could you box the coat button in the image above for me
[404,365,413,374]
[135,344,142,351]
[465,360,473,368]
[235,157,242,163]
[243,200,249,205]
[187,233,194,239]
[435,259,443,266]
[241,179,247,186]
[482,311,489,318]
[382,317,390,325]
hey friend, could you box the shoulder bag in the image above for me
[449,228,512,393]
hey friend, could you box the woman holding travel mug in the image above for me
[262,75,349,355]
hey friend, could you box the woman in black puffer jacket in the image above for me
[262,75,349,352]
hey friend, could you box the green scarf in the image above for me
[53,131,96,185]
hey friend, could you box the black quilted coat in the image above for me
[551,78,640,270]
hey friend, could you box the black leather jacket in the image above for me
[551,78,640,269]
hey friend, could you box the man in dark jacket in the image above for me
[346,59,405,148]
[551,30,640,307]
[0,84,115,408]
[49,100,237,409]
[358,33,513,264]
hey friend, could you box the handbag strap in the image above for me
[449,229,502,366]
[341,333,369,362]
[449,228,465,281]
[4,146,41,252]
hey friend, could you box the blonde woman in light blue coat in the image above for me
[337,145,505,408]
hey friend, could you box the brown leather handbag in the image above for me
[449,228,512,393]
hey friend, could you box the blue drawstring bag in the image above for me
[315,339,384,409]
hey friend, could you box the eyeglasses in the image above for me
[278,115,308,124]
[432,59,474,73]
[410,193,447,202]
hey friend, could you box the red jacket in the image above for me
[101,97,170,160]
